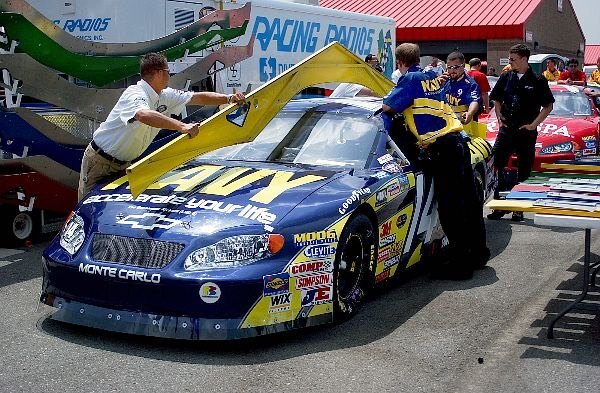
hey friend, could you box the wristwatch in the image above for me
[226,94,233,103]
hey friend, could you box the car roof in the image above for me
[549,84,586,93]
[283,96,383,116]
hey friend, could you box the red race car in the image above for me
[481,84,600,172]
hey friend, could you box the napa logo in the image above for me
[199,282,221,304]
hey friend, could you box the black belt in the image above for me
[90,140,127,165]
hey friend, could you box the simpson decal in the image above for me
[295,272,333,289]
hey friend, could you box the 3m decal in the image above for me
[380,220,392,237]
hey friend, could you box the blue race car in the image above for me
[40,97,494,340]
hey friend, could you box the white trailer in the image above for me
[27,0,396,93]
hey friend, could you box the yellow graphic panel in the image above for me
[127,42,395,198]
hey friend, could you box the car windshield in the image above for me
[550,91,593,117]
[200,110,379,168]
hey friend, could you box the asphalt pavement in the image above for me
[1,212,599,392]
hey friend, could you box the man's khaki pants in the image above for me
[78,144,128,201]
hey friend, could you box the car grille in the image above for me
[91,234,185,269]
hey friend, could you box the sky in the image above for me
[571,0,600,43]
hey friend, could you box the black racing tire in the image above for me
[333,214,376,320]
[0,206,38,245]
[474,166,485,204]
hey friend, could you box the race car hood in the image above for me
[483,114,599,146]
[536,116,599,147]
[78,161,342,238]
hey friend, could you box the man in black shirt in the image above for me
[488,44,554,221]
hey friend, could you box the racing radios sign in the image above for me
[253,16,376,81]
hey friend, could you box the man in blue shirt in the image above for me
[444,51,482,124]
[382,43,489,280]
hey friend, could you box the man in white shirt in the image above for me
[424,56,446,76]
[78,52,246,200]
[329,54,383,98]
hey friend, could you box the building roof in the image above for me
[585,45,600,65]
[320,0,542,41]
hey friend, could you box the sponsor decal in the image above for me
[85,194,278,226]
[60,17,111,33]
[293,230,338,247]
[199,282,221,304]
[303,244,336,258]
[379,234,396,248]
[382,162,402,173]
[301,287,332,306]
[372,171,390,179]
[377,247,390,262]
[399,174,410,186]
[338,188,371,215]
[263,273,290,296]
[396,214,408,228]
[78,263,160,283]
[380,220,392,237]
[101,165,329,205]
[116,213,181,230]
[383,255,400,269]
[583,148,597,155]
[268,292,292,313]
[375,189,388,206]
[252,16,376,57]
[387,183,401,198]
[295,272,333,289]
[377,154,394,164]
[185,199,277,225]
[290,260,332,276]
[538,123,570,137]
[375,269,390,283]
[582,136,597,149]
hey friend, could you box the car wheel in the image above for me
[474,166,485,204]
[0,207,37,245]
[333,214,376,320]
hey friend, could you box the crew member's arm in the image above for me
[188,90,246,106]
[481,92,490,113]
[519,103,553,131]
[134,110,200,137]
[571,75,586,86]
[461,101,479,124]
[356,87,381,97]
[493,100,503,127]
